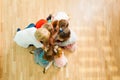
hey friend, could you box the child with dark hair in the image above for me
[53,19,77,52]
[55,28,77,52]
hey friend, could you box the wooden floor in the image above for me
[0,0,120,80]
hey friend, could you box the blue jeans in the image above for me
[17,23,35,32]
[25,23,35,29]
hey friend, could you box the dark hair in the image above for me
[52,19,70,42]
[43,53,54,61]
[43,46,55,61]
[59,19,69,29]
[59,28,70,41]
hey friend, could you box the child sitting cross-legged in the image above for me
[53,19,77,52]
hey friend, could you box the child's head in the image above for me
[54,46,63,57]
[55,27,71,42]
[43,51,54,61]
[57,48,62,57]
[43,46,55,61]
[34,27,50,46]
[52,19,70,42]
[59,19,69,29]
[52,19,69,31]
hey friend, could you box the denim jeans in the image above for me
[17,23,35,32]
[25,23,35,29]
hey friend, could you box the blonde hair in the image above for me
[57,47,62,57]
[34,27,50,43]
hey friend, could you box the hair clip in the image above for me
[59,28,63,32]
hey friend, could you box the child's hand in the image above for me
[42,46,48,51]
[55,42,61,45]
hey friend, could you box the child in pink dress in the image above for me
[53,46,68,68]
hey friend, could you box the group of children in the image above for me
[14,12,77,73]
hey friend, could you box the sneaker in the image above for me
[43,68,46,74]
[29,51,34,54]
[17,28,21,32]
[25,23,35,29]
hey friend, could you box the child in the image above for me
[55,28,77,52]
[52,19,70,41]
[53,46,68,68]
[53,19,77,52]
[30,48,53,74]
[14,23,52,48]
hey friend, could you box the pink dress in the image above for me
[54,53,68,67]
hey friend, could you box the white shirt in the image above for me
[56,29,77,46]
[14,27,43,48]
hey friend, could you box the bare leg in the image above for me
[43,61,53,73]
[29,51,34,54]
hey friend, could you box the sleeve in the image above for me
[13,32,29,48]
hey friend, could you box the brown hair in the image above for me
[59,19,69,29]
[52,19,70,42]
[58,28,70,41]
[43,46,55,61]
[52,19,69,32]
[56,48,62,57]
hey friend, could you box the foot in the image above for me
[17,28,21,32]
[43,68,46,74]
[29,51,34,54]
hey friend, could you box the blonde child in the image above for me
[53,46,68,68]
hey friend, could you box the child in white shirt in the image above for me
[14,23,52,48]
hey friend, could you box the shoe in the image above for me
[29,51,34,54]
[25,23,35,29]
[17,28,21,32]
[43,68,46,74]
